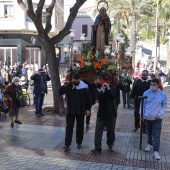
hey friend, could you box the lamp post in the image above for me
[80,33,86,56]
[69,29,75,71]
[63,30,78,71]
[166,33,170,74]
[108,33,125,72]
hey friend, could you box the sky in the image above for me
[64,0,96,21]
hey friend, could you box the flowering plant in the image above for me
[73,50,117,77]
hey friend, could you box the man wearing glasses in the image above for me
[141,78,167,160]
[131,70,151,133]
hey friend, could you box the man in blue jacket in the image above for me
[141,78,167,160]
[31,69,51,117]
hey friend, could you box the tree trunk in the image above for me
[130,12,136,70]
[47,51,65,114]
[38,35,65,114]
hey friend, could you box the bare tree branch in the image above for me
[36,0,45,18]
[34,0,46,36]
[17,0,28,13]
[27,0,35,21]
[44,0,56,34]
[51,0,87,45]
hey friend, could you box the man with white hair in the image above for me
[4,77,22,128]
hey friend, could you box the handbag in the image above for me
[16,88,26,108]
[16,97,26,108]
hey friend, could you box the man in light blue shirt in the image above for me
[140,78,167,160]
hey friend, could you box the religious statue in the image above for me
[91,2,111,52]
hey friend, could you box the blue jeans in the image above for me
[122,91,130,106]
[34,93,45,114]
[145,119,162,152]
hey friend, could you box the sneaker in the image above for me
[14,120,22,124]
[145,144,153,152]
[153,151,160,160]
[77,144,82,149]
[10,122,14,128]
[63,145,70,150]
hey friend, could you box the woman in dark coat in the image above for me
[4,77,22,128]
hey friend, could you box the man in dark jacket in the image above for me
[59,73,91,150]
[120,72,132,108]
[91,76,117,153]
[30,69,50,117]
[131,70,151,132]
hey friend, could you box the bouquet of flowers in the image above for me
[73,49,117,78]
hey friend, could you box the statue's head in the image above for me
[99,7,106,17]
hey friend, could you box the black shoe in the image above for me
[91,148,102,153]
[123,104,126,107]
[63,145,70,150]
[77,144,82,149]
[10,122,14,128]
[36,114,41,117]
[86,124,89,129]
[40,113,45,116]
[108,146,113,152]
[14,120,22,124]
[133,127,139,132]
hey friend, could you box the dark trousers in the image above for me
[113,116,117,142]
[94,117,115,149]
[145,119,162,152]
[34,93,45,114]
[86,115,91,125]
[122,91,130,106]
[65,114,85,145]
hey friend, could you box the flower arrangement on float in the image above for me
[72,49,118,78]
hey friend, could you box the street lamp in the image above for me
[166,33,170,74]
[80,33,86,56]
[110,34,125,71]
[104,45,111,56]
[63,29,78,71]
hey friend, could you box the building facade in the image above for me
[58,11,94,63]
[0,0,64,69]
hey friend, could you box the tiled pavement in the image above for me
[0,86,170,170]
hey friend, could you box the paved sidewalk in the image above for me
[0,85,170,170]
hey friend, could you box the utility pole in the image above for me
[153,0,158,74]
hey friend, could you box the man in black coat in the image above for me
[30,69,51,117]
[131,70,151,132]
[120,72,132,108]
[91,76,117,153]
[59,73,91,150]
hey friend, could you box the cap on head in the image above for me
[72,73,80,80]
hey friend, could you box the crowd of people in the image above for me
[60,70,167,160]
[0,63,168,160]
[0,62,51,127]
